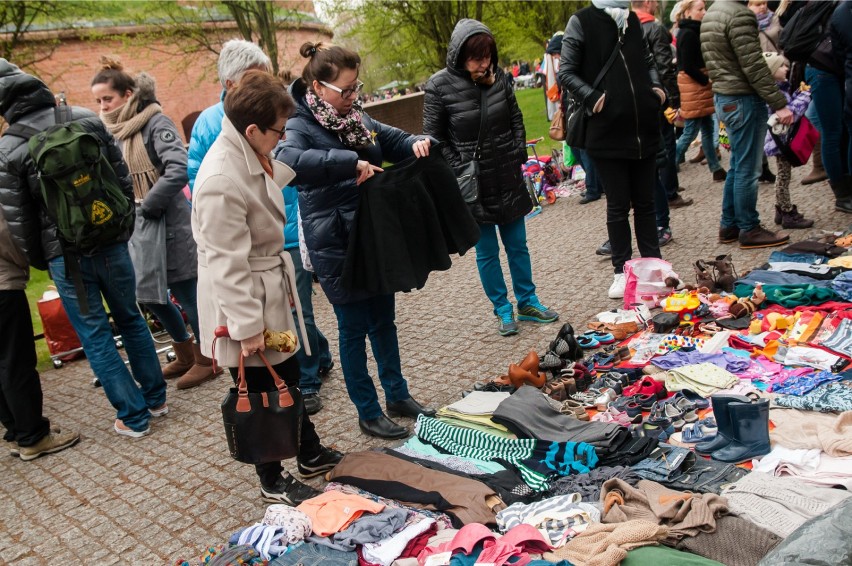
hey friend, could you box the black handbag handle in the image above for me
[586,31,624,111]
[770,119,805,167]
[235,351,294,413]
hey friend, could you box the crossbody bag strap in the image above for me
[474,86,489,159]
[591,31,625,92]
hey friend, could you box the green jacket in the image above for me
[700,0,786,109]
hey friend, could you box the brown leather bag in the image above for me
[549,107,566,141]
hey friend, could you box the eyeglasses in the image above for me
[319,80,364,99]
[265,126,286,140]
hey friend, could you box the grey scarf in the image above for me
[592,0,631,31]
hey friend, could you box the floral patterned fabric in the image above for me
[305,91,373,148]
[774,378,852,412]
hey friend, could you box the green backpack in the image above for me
[6,105,134,252]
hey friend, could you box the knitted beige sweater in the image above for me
[769,409,852,457]
[543,520,668,566]
[722,471,851,537]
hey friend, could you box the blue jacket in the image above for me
[187,91,225,193]
[282,185,299,250]
[276,79,422,304]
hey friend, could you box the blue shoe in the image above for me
[496,310,519,336]
[517,300,559,323]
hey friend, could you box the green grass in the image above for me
[25,268,57,372]
[515,86,563,157]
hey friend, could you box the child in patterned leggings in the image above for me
[763,52,814,229]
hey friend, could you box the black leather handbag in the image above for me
[565,33,624,149]
[221,351,302,464]
[453,87,488,204]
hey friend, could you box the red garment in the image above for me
[635,10,657,24]
[417,523,551,566]
[399,522,438,559]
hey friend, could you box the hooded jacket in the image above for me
[276,79,422,305]
[0,59,133,270]
[423,19,532,226]
[559,7,663,160]
[187,91,225,193]
[700,0,786,109]
[121,74,196,284]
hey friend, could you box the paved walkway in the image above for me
[1,160,845,564]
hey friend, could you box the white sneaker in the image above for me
[114,419,150,438]
[608,273,626,299]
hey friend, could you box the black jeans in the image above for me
[593,155,662,273]
[0,290,50,447]
[228,355,322,487]
[660,121,680,199]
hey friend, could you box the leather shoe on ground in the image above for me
[358,415,410,439]
[738,225,789,249]
[387,397,436,418]
[596,240,612,256]
[579,194,600,205]
[668,195,693,208]
[718,226,739,244]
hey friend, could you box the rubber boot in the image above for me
[176,342,224,390]
[778,205,814,229]
[162,338,195,379]
[801,140,827,185]
[694,394,751,456]
[831,176,852,213]
[710,254,737,293]
[711,399,771,463]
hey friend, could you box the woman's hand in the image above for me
[241,332,265,358]
[412,138,431,158]
[593,93,606,114]
[355,160,384,185]
[653,87,666,105]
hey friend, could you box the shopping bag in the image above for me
[562,142,576,167]
[623,258,678,310]
[37,287,83,361]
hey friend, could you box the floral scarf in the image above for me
[305,90,373,148]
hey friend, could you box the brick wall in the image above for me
[26,23,332,142]
[364,92,425,135]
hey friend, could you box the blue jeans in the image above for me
[475,217,538,316]
[806,65,847,184]
[287,248,332,395]
[332,294,409,420]
[660,121,680,199]
[575,148,601,199]
[676,115,722,172]
[142,277,199,343]
[715,94,768,232]
[49,243,166,432]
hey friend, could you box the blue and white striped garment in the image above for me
[495,494,601,547]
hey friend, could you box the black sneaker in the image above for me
[318,361,335,377]
[303,393,323,415]
[596,240,612,256]
[260,473,321,505]
[297,445,344,478]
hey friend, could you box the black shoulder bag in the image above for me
[565,31,624,149]
[453,87,488,204]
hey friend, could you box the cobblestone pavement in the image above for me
[1,158,846,564]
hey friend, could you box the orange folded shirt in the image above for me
[296,491,385,537]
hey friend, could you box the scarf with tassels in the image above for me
[101,94,162,201]
[305,90,374,149]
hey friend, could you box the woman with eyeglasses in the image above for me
[193,70,342,506]
[277,42,435,440]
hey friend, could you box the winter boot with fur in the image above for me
[162,338,195,379]
[176,342,223,390]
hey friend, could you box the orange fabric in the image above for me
[677,70,715,119]
[254,150,274,177]
[296,491,385,536]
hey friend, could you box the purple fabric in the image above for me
[650,351,751,374]
[735,356,814,391]
[765,83,812,156]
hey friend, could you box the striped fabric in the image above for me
[414,415,598,492]
[495,494,601,547]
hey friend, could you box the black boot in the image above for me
[694,394,751,456]
[386,397,436,418]
[758,161,776,184]
[779,205,814,229]
[358,414,409,439]
[831,177,852,213]
[711,399,771,463]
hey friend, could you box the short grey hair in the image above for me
[217,39,272,88]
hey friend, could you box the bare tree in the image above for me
[0,1,72,70]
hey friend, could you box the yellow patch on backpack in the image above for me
[90,200,114,225]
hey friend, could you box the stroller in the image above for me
[522,137,563,207]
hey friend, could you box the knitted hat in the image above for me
[763,52,789,76]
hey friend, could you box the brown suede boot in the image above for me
[801,140,827,185]
[689,147,705,163]
[162,339,195,379]
[176,342,223,390]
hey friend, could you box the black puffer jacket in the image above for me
[423,19,532,226]
[559,8,663,160]
[0,59,133,270]
[276,79,422,305]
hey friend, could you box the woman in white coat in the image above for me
[192,70,341,507]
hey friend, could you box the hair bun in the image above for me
[299,42,320,58]
[98,55,124,71]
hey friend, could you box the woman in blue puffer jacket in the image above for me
[277,42,435,441]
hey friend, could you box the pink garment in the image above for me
[417,523,551,566]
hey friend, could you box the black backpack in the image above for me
[779,1,837,62]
